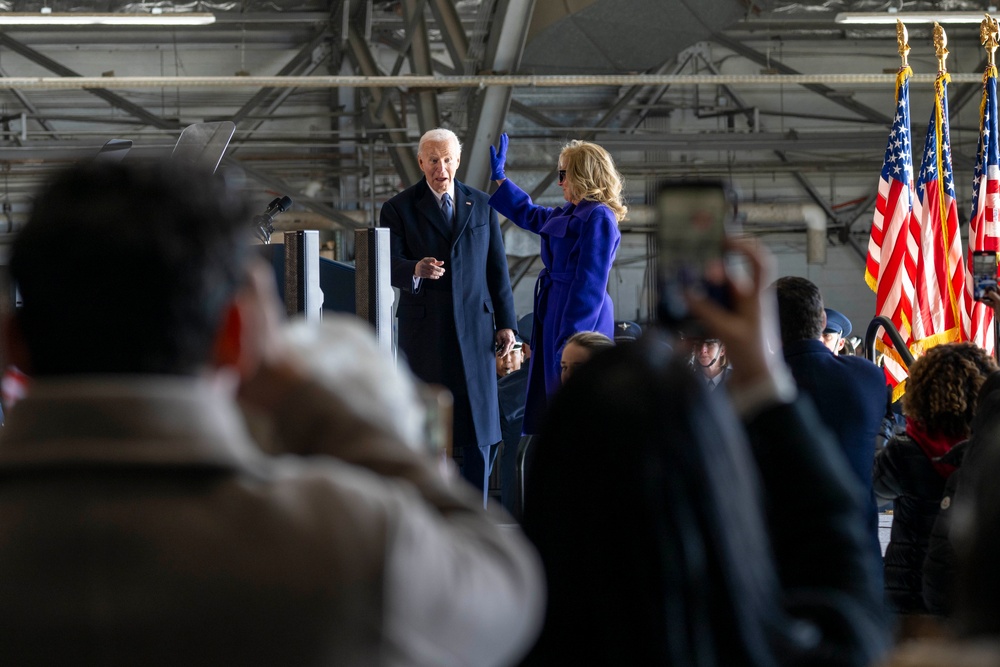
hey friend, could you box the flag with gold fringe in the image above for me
[966,28,1000,356]
[866,61,918,398]
[912,53,967,354]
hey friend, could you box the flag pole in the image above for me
[985,15,1000,362]
[865,19,916,398]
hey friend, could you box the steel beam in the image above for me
[459,0,535,191]
[524,64,669,201]
[225,158,368,230]
[949,56,989,121]
[627,52,698,130]
[711,33,893,126]
[401,0,440,132]
[775,150,839,224]
[0,33,178,130]
[229,26,331,126]
[593,130,890,153]
[508,99,567,129]
[346,23,421,186]
[0,65,59,141]
[427,0,469,73]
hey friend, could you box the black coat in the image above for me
[783,338,888,581]
[873,432,950,613]
[380,178,516,449]
[921,441,967,615]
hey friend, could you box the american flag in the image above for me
[966,65,1000,355]
[865,66,918,396]
[912,72,966,353]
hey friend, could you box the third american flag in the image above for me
[966,54,1000,355]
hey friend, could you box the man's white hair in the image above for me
[418,128,462,157]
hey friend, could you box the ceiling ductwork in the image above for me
[519,0,749,73]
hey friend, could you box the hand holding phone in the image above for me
[973,250,998,302]
[656,180,738,333]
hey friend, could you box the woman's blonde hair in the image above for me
[560,140,628,223]
[565,331,615,353]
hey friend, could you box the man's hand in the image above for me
[415,257,446,280]
[489,133,508,183]
[495,328,516,358]
[983,288,1000,311]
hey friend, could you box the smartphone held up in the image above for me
[973,250,999,302]
[655,180,739,333]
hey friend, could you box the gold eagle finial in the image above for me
[934,22,949,73]
[983,14,999,68]
[897,19,910,69]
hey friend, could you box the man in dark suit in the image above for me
[381,128,517,504]
[774,277,889,591]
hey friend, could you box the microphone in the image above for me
[254,195,292,244]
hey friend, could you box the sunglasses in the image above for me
[558,169,567,183]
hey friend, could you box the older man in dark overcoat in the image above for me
[380,128,517,503]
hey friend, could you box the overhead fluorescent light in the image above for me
[835,12,993,24]
[0,12,216,26]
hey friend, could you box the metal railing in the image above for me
[864,316,915,370]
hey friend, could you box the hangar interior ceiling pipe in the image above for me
[0,72,985,90]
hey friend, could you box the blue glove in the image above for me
[489,133,508,181]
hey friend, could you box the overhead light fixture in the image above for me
[0,12,216,26]
[835,12,993,24]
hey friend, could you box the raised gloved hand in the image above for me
[489,133,509,181]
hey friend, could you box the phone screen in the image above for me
[973,250,998,301]
[657,184,728,270]
[656,181,734,330]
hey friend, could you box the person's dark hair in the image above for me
[523,336,782,665]
[902,342,997,440]
[9,159,253,376]
[773,276,824,345]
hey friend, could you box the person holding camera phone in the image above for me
[488,133,624,435]
[521,239,889,665]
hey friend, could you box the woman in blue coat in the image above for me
[488,134,624,434]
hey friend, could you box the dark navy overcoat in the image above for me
[381,178,516,448]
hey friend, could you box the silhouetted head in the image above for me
[8,159,253,376]
[525,334,780,665]
[773,276,825,346]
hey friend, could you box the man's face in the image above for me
[496,347,523,378]
[693,339,726,379]
[821,331,845,353]
[418,139,460,195]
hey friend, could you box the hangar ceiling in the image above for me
[0,0,992,264]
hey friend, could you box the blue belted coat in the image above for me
[489,179,620,434]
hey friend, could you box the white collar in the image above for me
[432,187,455,205]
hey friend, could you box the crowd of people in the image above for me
[1,126,1000,666]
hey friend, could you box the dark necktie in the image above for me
[441,192,453,223]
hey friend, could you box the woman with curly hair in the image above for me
[874,342,997,615]
[487,134,624,434]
